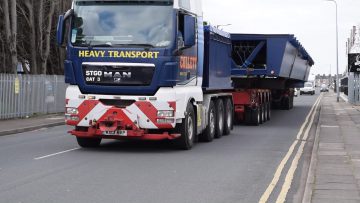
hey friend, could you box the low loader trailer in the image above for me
[57,0,314,149]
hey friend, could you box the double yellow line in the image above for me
[259,94,323,203]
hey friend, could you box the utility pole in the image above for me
[324,0,340,102]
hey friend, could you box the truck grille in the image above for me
[82,63,155,86]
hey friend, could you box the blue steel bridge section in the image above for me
[230,34,314,81]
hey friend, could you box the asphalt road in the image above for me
[0,93,320,203]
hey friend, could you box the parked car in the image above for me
[320,84,329,92]
[294,88,300,97]
[300,82,315,95]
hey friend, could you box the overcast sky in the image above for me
[203,0,360,76]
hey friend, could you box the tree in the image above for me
[2,0,17,74]
[0,0,72,74]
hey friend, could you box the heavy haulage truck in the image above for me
[57,0,314,149]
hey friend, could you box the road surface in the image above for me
[0,93,320,203]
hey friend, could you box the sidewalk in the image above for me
[0,114,65,136]
[306,92,360,203]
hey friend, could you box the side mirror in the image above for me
[56,15,65,46]
[183,15,196,47]
[56,9,73,46]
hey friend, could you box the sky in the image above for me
[202,0,360,76]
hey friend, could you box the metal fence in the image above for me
[0,74,66,120]
[348,73,360,105]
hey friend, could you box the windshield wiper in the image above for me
[77,41,113,48]
[91,43,113,47]
[114,44,155,48]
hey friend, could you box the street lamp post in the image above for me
[325,0,340,102]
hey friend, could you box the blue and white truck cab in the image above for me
[57,0,234,149]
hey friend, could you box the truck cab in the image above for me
[57,0,208,149]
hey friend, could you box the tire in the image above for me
[174,103,196,150]
[261,104,266,123]
[76,137,101,148]
[282,97,291,110]
[245,106,252,125]
[266,102,271,121]
[223,98,233,135]
[259,105,263,124]
[215,99,225,138]
[264,103,268,121]
[199,101,216,142]
[251,107,260,126]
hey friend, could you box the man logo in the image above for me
[104,72,113,78]
[103,72,132,79]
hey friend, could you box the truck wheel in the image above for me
[282,97,291,110]
[223,98,233,135]
[261,103,267,123]
[199,101,216,142]
[263,103,268,122]
[174,103,195,150]
[76,137,101,148]
[245,107,252,125]
[259,105,263,124]
[267,102,271,121]
[251,107,260,126]
[215,99,225,138]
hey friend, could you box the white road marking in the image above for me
[34,148,80,160]
[259,95,322,203]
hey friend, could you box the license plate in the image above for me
[103,130,127,136]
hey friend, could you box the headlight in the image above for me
[66,107,79,115]
[157,110,174,117]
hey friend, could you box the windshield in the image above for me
[305,83,313,87]
[71,2,174,47]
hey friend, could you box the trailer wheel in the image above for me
[266,102,271,121]
[76,137,101,148]
[215,99,225,138]
[199,101,216,142]
[174,103,195,150]
[282,97,291,110]
[245,107,252,125]
[260,104,266,124]
[251,107,260,126]
[223,98,233,135]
